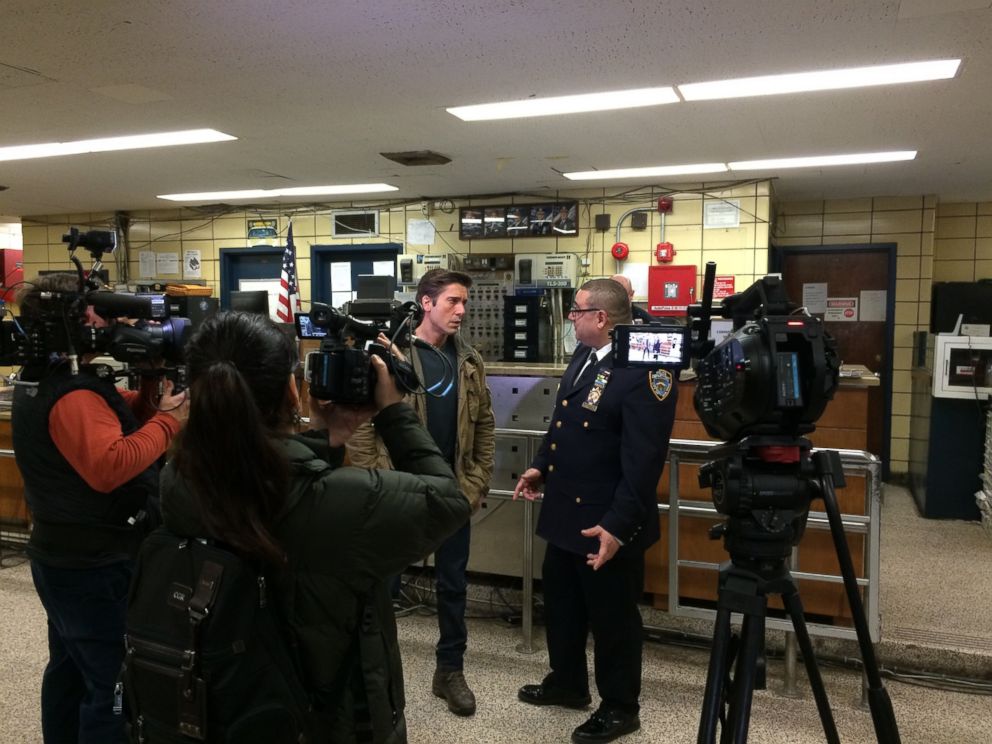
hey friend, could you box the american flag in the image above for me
[275,222,301,322]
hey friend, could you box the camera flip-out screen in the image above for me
[294,312,329,339]
[612,324,689,369]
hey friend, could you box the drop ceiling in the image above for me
[1,0,990,217]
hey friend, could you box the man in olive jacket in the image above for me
[348,269,495,717]
[162,401,470,743]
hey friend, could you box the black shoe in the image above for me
[571,708,640,744]
[432,669,476,716]
[518,683,591,709]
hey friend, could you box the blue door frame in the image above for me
[218,245,283,309]
[309,243,402,304]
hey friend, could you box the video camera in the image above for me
[683,262,840,549]
[0,228,191,381]
[687,262,840,444]
[297,300,422,404]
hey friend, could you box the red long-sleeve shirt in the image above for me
[48,389,181,493]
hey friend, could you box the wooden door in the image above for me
[773,244,896,475]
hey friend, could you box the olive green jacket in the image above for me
[346,333,496,511]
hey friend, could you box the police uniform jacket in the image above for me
[532,345,677,556]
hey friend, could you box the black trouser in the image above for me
[541,542,645,714]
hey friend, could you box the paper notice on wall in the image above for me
[372,260,394,277]
[407,219,436,246]
[859,290,887,322]
[802,282,828,314]
[621,263,649,298]
[183,250,202,279]
[824,297,858,322]
[330,262,352,291]
[703,199,740,228]
[139,251,156,278]
[156,252,180,275]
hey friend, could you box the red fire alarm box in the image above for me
[1,249,23,302]
[647,264,697,316]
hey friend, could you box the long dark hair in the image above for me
[173,311,298,565]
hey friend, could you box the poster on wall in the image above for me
[713,275,736,299]
[802,282,828,314]
[183,250,202,279]
[824,297,858,322]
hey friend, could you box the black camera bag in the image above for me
[120,527,314,743]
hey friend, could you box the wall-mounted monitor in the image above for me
[460,201,577,240]
[228,289,270,315]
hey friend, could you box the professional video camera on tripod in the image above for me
[0,227,190,387]
[687,262,900,744]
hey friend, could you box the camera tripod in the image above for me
[696,438,900,744]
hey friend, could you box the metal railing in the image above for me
[487,430,882,655]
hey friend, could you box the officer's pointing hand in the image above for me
[513,468,544,501]
[581,525,619,571]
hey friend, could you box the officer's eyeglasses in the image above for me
[568,304,601,316]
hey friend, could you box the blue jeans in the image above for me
[434,520,470,671]
[31,560,132,744]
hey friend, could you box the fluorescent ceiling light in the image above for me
[447,87,679,121]
[158,183,399,201]
[0,128,236,162]
[564,163,728,180]
[678,59,961,100]
[729,151,917,170]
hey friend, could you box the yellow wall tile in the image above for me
[823,212,871,236]
[890,415,910,439]
[892,347,913,371]
[978,202,992,215]
[891,392,911,415]
[873,196,923,211]
[976,216,992,237]
[935,215,976,239]
[889,438,909,462]
[893,325,916,349]
[921,233,934,256]
[871,209,922,234]
[976,260,992,280]
[932,260,975,282]
[891,370,912,394]
[934,238,976,260]
[776,213,823,237]
[21,225,47,245]
[664,225,703,252]
[895,279,920,301]
[894,302,919,325]
[772,236,825,246]
[702,224,756,250]
[664,199,702,226]
[882,234,922,256]
[935,203,976,218]
[777,200,823,215]
[896,255,922,278]
[824,198,872,213]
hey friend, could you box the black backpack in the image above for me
[120,527,314,743]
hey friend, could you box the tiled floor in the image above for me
[1,484,989,743]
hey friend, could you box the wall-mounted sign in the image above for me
[713,275,736,299]
[703,199,741,229]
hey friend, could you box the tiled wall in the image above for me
[17,181,771,302]
[773,196,937,476]
[932,202,992,282]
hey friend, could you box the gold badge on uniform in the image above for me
[648,369,673,401]
[582,369,612,411]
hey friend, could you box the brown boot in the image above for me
[432,668,477,716]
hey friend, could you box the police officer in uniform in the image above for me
[514,278,677,744]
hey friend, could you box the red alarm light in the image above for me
[655,242,675,263]
[658,196,674,213]
[611,242,630,260]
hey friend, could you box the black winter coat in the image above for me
[160,403,469,743]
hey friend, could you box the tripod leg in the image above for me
[815,452,902,744]
[697,604,734,744]
[781,588,840,744]
[723,612,764,744]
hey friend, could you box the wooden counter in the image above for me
[0,413,30,528]
[644,381,870,624]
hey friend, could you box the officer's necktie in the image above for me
[572,349,597,387]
